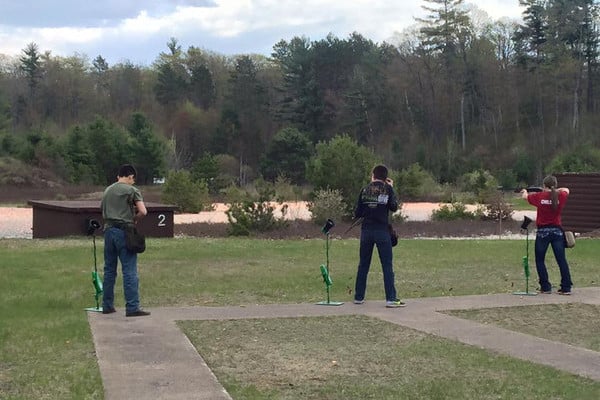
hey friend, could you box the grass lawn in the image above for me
[446,303,600,352]
[506,194,531,211]
[180,315,600,400]
[1,237,599,399]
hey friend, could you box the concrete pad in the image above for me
[88,287,600,399]
[88,314,232,399]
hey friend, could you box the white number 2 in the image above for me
[157,214,166,227]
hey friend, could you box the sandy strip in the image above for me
[0,203,535,239]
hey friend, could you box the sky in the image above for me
[0,0,525,66]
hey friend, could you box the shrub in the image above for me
[456,169,499,202]
[226,201,288,236]
[307,188,347,225]
[495,169,518,191]
[305,134,379,213]
[161,170,212,213]
[479,189,514,221]
[546,146,600,173]
[220,184,248,203]
[431,202,477,221]
[395,163,440,200]
[273,175,301,202]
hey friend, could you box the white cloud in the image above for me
[0,0,525,65]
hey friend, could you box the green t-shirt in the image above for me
[101,182,143,226]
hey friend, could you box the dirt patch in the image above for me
[175,219,522,239]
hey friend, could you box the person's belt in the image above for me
[108,221,133,230]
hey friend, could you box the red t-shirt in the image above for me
[527,190,568,227]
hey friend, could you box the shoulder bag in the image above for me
[125,225,146,253]
[563,230,575,248]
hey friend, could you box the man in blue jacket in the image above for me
[353,164,405,308]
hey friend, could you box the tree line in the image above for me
[1,0,600,191]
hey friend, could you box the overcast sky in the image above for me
[0,0,524,66]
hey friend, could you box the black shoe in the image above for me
[102,307,116,314]
[126,309,151,317]
[557,289,572,296]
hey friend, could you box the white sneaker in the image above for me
[353,299,365,304]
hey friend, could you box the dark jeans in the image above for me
[354,227,398,302]
[534,226,572,292]
[102,227,141,313]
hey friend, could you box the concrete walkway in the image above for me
[88,287,600,399]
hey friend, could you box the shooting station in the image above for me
[28,200,177,238]
[316,218,343,306]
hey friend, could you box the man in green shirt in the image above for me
[101,164,150,317]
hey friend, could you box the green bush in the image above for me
[161,170,212,213]
[273,175,300,202]
[546,146,600,173]
[307,188,347,225]
[220,184,248,203]
[431,202,477,221]
[226,201,288,236]
[395,163,440,200]
[495,169,518,191]
[456,169,498,201]
[439,187,479,204]
[305,134,379,213]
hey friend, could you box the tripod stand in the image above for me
[513,216,537,296]
[317,219,343,306]
[85,219,104,312]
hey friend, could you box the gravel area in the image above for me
[0,207,34,238]
[0,203,535,240]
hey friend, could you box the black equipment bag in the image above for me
[125,225,146,253]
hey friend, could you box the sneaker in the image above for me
[353,299,365,304]
[102,307,116,314]
[557,289,571,296]
[537,289,552,294]
[126,309,151,317]
[386,300,407,308]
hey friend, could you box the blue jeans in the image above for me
[102,227,141,313]
[534,226,572,292]
[354,227,398,302]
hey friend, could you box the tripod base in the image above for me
[85,306,104,312]
[512,291,538,296]
[316,301,344,306]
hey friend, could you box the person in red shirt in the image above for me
[521,175,573,295]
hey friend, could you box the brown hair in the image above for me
[543,175,558,210]
[372,165,388,181]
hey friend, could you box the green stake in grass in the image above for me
[317,219,343,306]
[85,219,105,312]
[513,216,537,296]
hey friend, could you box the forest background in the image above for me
[1,0,600,213]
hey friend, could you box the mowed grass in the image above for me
[0,237,599,399]
[180,316,600,400]
[446,303,600,352]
